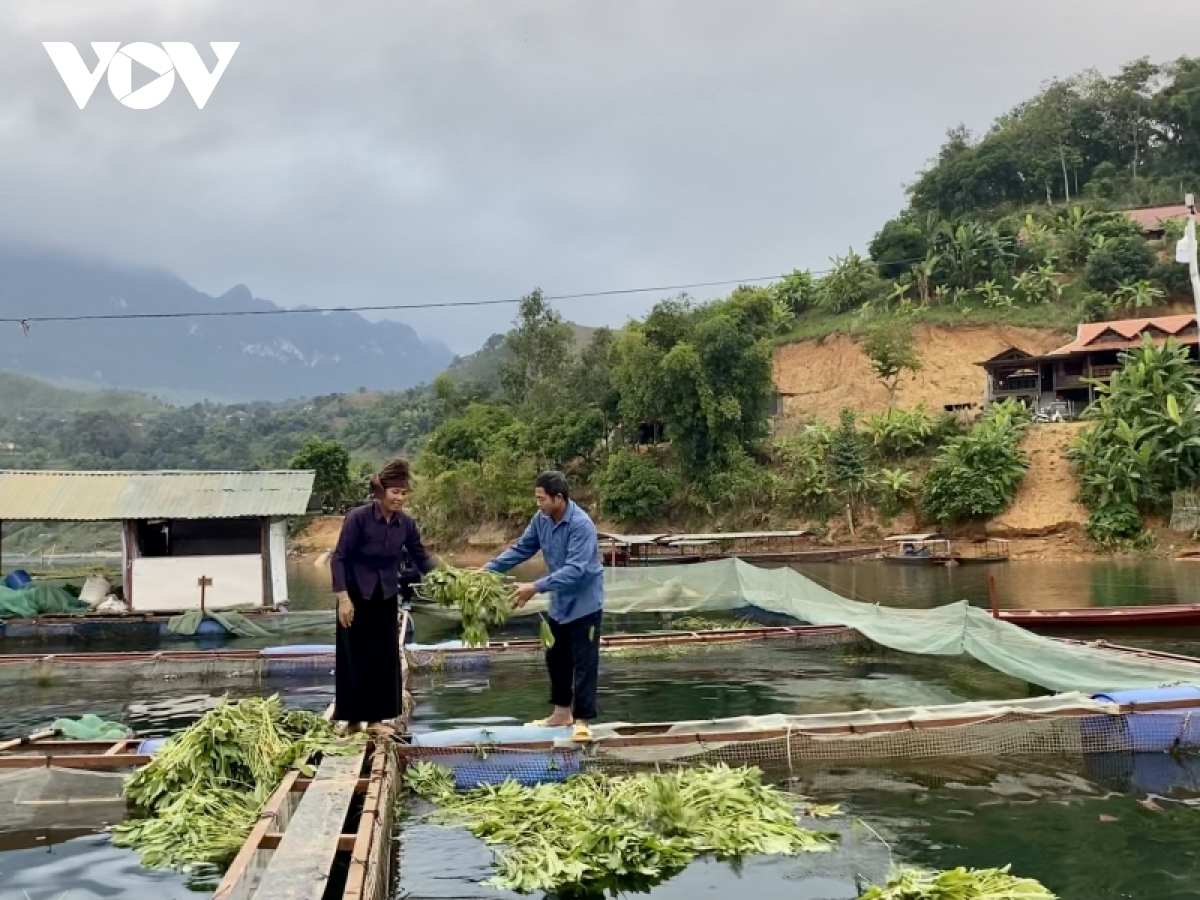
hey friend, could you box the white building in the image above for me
[0,469,316,612]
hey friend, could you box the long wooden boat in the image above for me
[881,534,1010,566]
[999,603,1200,629]
[597,530,872,567]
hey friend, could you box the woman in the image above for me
[329,458,434,733]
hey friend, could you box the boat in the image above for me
[599,530,880,568]
[998,603,1200,629]
[880,534,1010,566]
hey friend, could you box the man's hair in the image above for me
[535,470,570,501]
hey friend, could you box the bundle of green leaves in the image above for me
[405,762,835,895]
[113,696,357,871]
[859,865,1055,899]
[418,565,516,646]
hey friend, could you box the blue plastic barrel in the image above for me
[4,570,32,590]
[1089,685,1200,752]
[137,737,169,756]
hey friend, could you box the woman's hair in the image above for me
[370,458,412,497]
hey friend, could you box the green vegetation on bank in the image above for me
[2,54,1199,553]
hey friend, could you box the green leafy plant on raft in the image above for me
[112,696,359,871]
[418,565,517,647]
[859,865,1055,899]
[405,762,836,895]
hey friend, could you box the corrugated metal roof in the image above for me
[0,470,316,521]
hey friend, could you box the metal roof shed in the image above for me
[0,470,316,612]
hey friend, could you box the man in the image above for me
[485,470,604,739]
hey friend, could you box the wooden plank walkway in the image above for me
[252,751,365,900]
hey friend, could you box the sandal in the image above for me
[572,722,593,742]
[526,717,573,728]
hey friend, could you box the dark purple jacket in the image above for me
[330,503,435,598]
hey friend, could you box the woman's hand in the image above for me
[336,592,354,628]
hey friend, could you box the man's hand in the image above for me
[336,592,354,628]
[513,583,539,608]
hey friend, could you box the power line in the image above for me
[0,274,789,326]
[2,254,931,329]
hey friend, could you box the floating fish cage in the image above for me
[398,687,1200,788]
[0,624,860,687]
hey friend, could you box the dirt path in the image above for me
[990,423,1090,536]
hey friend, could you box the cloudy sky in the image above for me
[2,2,1198,354]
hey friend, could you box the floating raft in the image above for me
[0,624,860,686]
[215,738,399,900]
[400,686,1200,784]
[0,608,304,643]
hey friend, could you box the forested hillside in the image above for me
[4,55,1199,555]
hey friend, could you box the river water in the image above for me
[6,558,1200,899]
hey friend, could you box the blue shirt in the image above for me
[485,501,605,624]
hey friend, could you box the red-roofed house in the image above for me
[977,314,1199,416]
[1123,204,1189,239]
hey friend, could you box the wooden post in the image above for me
[988,572,999,619]
[122,520,137,609]
[198,576,213,615]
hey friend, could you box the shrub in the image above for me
[1084,235,1155,292]
[595,450,677,525]
[875,467,917,518]
[771,432,832,516]
[1084,503,1149,550]
[864,405,937,458]
[819,250,887,313]
[1068,337,1200,514]
[921,400,1029,523]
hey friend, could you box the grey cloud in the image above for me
[1,0,1197,353]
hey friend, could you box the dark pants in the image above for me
[335,582,401,723]
[546,610,602,721]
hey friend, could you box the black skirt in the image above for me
[334,581,401,723]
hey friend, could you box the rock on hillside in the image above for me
[772,325,1070,421]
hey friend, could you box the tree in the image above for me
[611,294,776,480]
[422,403,517,467]
[595,450,677,525]
[499,289,574,410]
[869,218,930,279]
[828,409,871,535]
[289,437,355,510]
[862,320,923,408]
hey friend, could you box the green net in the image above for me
[50,714,130,740]
[498,559,1200,695]
[167,608,273,638]
[0,583,89,618]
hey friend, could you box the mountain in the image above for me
[0,370,163,416]
[0,245,453,402]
